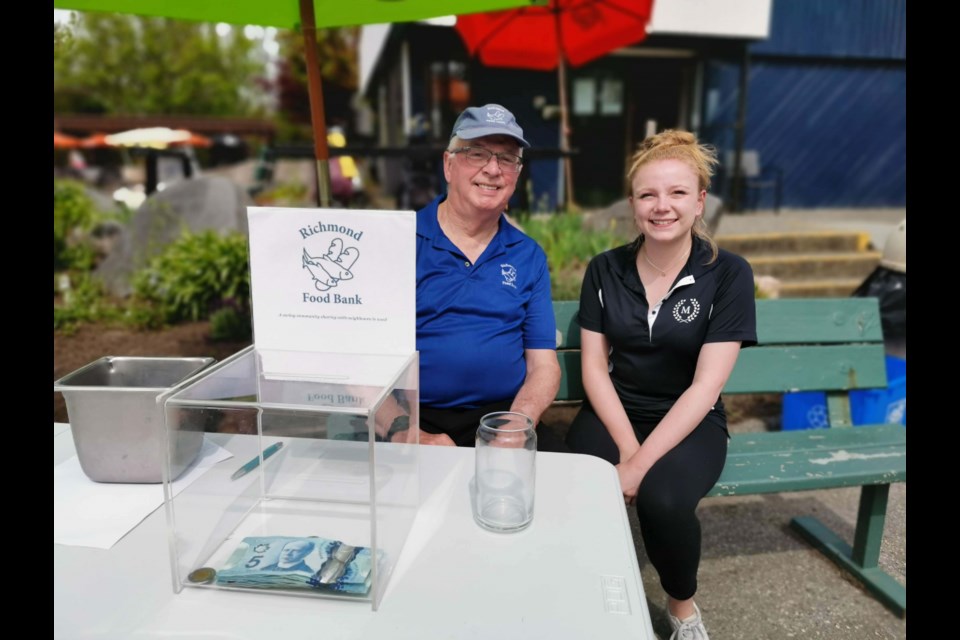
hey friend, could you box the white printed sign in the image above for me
[648,0,772,39]
[248,207,415,357]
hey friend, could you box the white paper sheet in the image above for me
[53,439,233,549]
[247,206,415,356]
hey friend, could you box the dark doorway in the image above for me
[569,57,689,207]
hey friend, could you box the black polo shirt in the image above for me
[578,237,757,426]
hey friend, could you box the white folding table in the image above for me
[55,423,655,639]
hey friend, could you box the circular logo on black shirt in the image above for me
[672,298,701,323]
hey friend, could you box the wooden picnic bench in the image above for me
[553,297,906,617]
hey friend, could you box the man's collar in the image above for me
[417,194,525,247]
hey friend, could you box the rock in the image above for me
[95,176,253,296]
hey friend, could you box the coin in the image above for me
[187,567,217,584]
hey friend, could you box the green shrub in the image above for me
[209,304,253,342]
[517,213,625,300]
[54,273,121,333]
[131,229,250,326]
[252,181,310,206]
[54,179,98,271]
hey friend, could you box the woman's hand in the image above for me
[613,341,746,505]
[615,457,646,506]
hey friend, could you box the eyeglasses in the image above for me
[448,146,523,173]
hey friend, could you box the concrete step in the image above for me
[744,251,881,280]
[716,231,871,255]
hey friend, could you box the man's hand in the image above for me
[419,431,457,447]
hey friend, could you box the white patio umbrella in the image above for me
[104,127,193,149]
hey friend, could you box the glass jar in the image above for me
[473,411,536,532]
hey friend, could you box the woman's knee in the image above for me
[635,484,697,522]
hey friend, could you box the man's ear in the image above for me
[442,151,453,183]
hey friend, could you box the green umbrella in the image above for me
[54,0,543,206]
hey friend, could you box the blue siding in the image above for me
[703,60,905,209]
[753,0,906,60]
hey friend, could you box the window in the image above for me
[572,76,623,116]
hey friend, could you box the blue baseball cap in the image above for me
[450,104,530,148]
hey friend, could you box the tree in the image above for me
[272,27,359,141]
[54,13,265,117]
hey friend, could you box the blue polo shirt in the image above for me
[416,196,556,408]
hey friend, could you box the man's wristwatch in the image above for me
[386,415,410,441]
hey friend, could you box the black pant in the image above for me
[565,403,727,600]
[420,400,567,452]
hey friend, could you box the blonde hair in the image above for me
[627,129,720,262]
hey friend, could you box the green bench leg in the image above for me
[790,484,906,618]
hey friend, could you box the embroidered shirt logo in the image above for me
[500,263,517,288]
[672,298,700,323]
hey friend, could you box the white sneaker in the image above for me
[667,602,710,640]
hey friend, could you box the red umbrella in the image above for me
[170,131,214,148]
[54,131,80,149]
[456,0,655,207]
[79,132,112,148]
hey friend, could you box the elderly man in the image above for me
[407,103,561,448]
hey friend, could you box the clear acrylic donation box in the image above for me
[162,205,420,610]
[163,346,419,610]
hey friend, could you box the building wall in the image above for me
[703,0,906,209]
[364,0,905,211]
[751,0,905,59]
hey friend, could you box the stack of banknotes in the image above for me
[215,535,376,594]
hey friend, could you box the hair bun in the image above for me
[639,129,696,152]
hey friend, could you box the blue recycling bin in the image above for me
[781,356,906,430]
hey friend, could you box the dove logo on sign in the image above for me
[302,236,363,304]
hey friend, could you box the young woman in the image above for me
[566,130,757,640]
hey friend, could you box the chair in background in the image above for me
[741,150,783,213]
[725,149,784,213]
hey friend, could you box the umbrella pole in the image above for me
[145,150,158,195]
[557,55,577,213]
[299,0,333,208]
